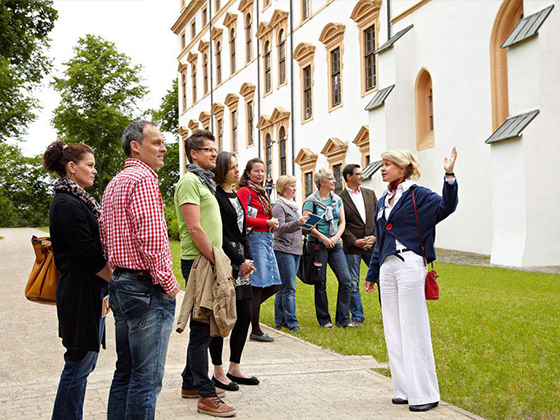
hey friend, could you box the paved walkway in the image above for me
[0,228,483,419]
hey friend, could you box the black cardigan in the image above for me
[215,186,252,266]
[49,191,107,352]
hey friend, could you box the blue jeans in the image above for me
[180,259,218,398]
[52,318,105,420]
[311,242,352,327]
[107,270,176,420]
[274,251,300,329]
[345,252,374,322]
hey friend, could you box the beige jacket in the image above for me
[176,247,237,337]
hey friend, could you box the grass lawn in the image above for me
[37,226,50,234]
[169,240,560,420]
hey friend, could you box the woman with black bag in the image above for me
[43,141,112,419]
[364,148,458,412]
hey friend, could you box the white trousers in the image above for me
[380,253,440,405]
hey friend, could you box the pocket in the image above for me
[114,280,151,326]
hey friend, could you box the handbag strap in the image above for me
[411,189,428,268]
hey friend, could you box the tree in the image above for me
[0,0,58,141]
[0,142,53,227]
[151,78,180,206]
[52,34,148,197]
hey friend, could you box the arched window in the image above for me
[191,63,197,103]
[490,0,523,130]
[230,28,236,74]
[265,133,272,176]
[264,41,271,93]
[278,30,286,85]
[181,71,187,111]
[246,14,252,63]
[216,42,222,85]
[415,68,435,150]
[217,118,224,150]
[203,54,208,94]
[279,126,287,175]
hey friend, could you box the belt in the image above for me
[394,248,410,262]
[114,267,151,279]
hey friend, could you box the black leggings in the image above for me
[251,285,280,336]
[209,297,252,365]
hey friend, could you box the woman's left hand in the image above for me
[298,215,309,225]
[444,147,457,173]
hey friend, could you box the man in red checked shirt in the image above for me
[100,120,180,420]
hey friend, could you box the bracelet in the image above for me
[445,172,455,176]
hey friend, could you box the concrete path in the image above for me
[0,228,483,419]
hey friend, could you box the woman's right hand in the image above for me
[298,215,309,225]
[321,236,335,248]
[267,218,279,230]
[239,260,254,277]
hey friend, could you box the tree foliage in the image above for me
[151,78,179,207]
[0,0,58,141]
[0,142,53,227]
[52,34,148,197]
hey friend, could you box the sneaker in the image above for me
[197,396,237,417]
[321,322,333,329]
[182,388,225,399]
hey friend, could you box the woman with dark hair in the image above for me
[237,158,280,342]
[43,141,112,420]
[364,148,458,412]
[209,152,260,389]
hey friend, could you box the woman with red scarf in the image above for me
[237,158,281,342]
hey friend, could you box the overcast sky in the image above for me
[18,0,180,156]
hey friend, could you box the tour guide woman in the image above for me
[43,141,113,419]
[364,148,458,412]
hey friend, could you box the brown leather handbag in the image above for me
[25,236,59,305]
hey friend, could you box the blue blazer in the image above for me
[365,178,458,283]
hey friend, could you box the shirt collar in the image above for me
[346,186,361,195]
[383,179,416,197]
[125,158,158,179]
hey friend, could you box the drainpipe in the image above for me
[289,0,295,175]
[256,0,261,159]
[387,0,392,39]
[209,0,214,133]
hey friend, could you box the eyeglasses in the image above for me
[195,147,218,154]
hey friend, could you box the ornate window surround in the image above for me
[271,106,290,175]
[294,148,318,202]
[319,23,345,112]
[225,93,240,152]
[240,82,256,148]
[352,125,370,168]
[414,67,435,151]
[293,43,316,124]
[270,10,289,90]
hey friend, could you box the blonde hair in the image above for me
[314,167,333,189]
[380,149,421,180]
[276,175,297,196]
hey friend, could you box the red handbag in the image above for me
[412,190,440,300]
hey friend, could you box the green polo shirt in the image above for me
[174,172,222,260]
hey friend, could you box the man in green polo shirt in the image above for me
[174,129,236,417]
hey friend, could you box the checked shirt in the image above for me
[100,158,178,293]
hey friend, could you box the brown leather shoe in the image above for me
[197,396,237,417]
[181,388,225,399]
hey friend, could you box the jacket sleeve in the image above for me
[365,239,380,283]
[273,203,300,233]
[433,177,459,224]
[57,200,107,275]
[237,187,269,229]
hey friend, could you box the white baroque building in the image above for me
[173,0,560,268]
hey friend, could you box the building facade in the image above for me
[173,0,560,267]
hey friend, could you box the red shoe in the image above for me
[197,396,237,417]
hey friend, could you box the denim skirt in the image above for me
[248,231,281,288]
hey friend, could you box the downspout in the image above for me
[387,0,392,39]
[289,0,295,175]
[209,0,214,133]
[256,0,261,158]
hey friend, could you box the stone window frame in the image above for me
[181,31,186,50]
[240,82,256,148]
[270,10,289,90]
[199,111,211,131]
[202,6,208,27]
[223,12,238,76]
[179,126,189,176]
[256,114,274,174]
[350,0,381,97]
[263,0,271,13]
[294,148,318,202]
[211,102,225,150]
[187,52,198,104]
[302,0,311,23]
[271,106,290,176]
[238,0,254,64]
[319,23,345,112]
[225,93,240,153]
[198,40,210,96]
[352,125,370,169]
[293,43,316,124]
[191,19,196,40]
[178,62,188,114]
[188,119,200,132]
[256,22,273,97]
[321,138,348,191]
[211,26,224,86]
[415,67,435,151]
